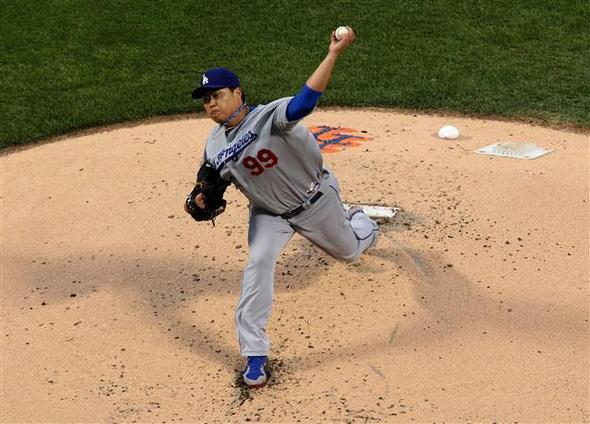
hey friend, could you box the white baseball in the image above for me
[335,26,349,41]
[437,125,460,139]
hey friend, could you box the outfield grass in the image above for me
[1,0,589,149]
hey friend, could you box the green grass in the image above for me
[1,0,589,149]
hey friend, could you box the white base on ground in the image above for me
[343,203,399,221]
[475,142,553,159]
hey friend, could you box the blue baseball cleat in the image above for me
[243,356,268,388]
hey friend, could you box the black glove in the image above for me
[184,161,230,224]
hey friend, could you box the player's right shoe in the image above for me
[242,356,268,388]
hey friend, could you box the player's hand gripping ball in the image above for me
[330,26,355,55]
[335,26,350,41]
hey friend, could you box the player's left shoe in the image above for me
[243,356,268,388]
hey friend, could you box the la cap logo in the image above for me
[202,75,209,85]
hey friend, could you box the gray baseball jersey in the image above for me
[203,97,324,214]
[198,96,380,358]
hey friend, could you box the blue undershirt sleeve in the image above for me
[286,83,323,122]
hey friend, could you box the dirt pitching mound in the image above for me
[2,109,588,423]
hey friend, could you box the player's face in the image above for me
[202,88,243,123]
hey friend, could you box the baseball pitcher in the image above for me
[185,27,379,388]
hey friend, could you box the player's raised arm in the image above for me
[306,26,355,92]
[285,27,356,122]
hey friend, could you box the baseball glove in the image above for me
[185,161,230,224]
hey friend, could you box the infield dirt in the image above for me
[1,109,588,423]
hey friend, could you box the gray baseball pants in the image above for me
[235,171,379,356]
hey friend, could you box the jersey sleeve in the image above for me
[271,97,299,132]
[272,84,322,132]
[199,127,219,181]
[286,84,322,121]
[201,129,214,164]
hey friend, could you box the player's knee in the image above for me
[332,246,361,263]
[246,250,277,272]
[248,250,276,275]
[340,250,361,263]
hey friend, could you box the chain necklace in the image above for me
[222,103,250,128]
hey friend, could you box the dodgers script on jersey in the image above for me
[203,98,325,214]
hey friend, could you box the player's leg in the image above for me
[291,172,378,262]
[235,207,294,357]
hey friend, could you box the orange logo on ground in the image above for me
[310,126,371,153]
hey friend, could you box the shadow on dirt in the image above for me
[280,236,588,371]
[13,230,588,380]
[14,243,330,372]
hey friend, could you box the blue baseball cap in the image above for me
[192,67,240,99]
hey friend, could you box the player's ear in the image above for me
[233,87,243,102]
